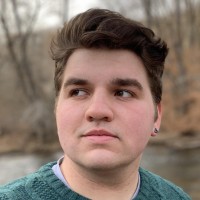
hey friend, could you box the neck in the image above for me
[61,156,140,200]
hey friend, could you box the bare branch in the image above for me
[24,0,41,41]
[11,0,22,37]
[141,0,153,27]
[0,0,42,101]
[0,5,30,96]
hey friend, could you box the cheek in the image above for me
[56,108,69,132]
[122,103,154,138]
[56,103,75,137]
[56,105,76,152]
[56,101,75,123]
[56,102,86,137]
[123,109,153,157]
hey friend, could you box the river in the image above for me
[0,145,199,200]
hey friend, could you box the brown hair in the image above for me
[50,8,168,104]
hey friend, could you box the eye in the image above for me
[114,90,133,98]
[70,89,88,97]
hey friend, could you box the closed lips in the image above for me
[83,130,118,138]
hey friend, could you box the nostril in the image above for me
[87,115,112,123]
[103,116,111,122]
[87,116,94,122]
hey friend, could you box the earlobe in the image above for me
[154,128,159,133]
[152,103,162,137]
[151,128,159,137]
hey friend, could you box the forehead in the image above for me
[63,48,148,84]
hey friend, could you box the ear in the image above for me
[151,102,162,137]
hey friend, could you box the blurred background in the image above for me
[0,0,200,199]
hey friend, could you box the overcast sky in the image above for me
[36,0,147,30]
[36,0,102,29]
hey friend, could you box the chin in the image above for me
[82,161,121,172]
[78,154,134,172]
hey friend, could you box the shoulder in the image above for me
[0,162,57,199]
[137,168,191,200]
[0,175,31,199]
[0,174,35,199]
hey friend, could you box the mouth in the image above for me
[82,129,119,142]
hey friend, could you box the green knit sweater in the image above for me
[0,162,191,200]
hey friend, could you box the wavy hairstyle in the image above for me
[50,8,168,104]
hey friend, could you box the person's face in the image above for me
[56,49,161,171]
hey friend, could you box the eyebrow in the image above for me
[111,78,143,91]
[63,78,89,88]
[63,77,143,91]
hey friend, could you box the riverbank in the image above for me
[149,131,200,150]
[0,132,61,154]
[1,131,200,155]
[1,145,199,200]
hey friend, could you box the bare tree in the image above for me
[173,0,187,100]
[184,0,197,46]
[100,0,141,18]
[141,0,153,27]
[0,0,57,143]
[0,0,41,102]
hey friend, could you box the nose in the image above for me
[85,91,114,122]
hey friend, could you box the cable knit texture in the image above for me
[0,162,191,200]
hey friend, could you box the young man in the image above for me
[0,9,191,200]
